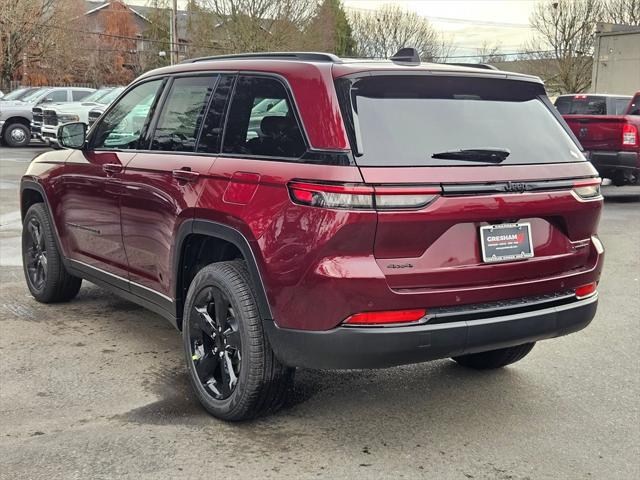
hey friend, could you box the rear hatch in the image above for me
[555,94,632,151]
[562,115,628,151]
[336,74,601,292]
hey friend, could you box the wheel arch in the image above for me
[21,184,45,221]
[174,219,273,329]
[2,115,31,130]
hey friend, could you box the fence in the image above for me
[6,81,106,92]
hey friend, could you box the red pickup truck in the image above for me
[556,93,640,185]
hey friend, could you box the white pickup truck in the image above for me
[1,87,95,147]
[36,87,124,146]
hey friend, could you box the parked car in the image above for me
[30,88,97,146]
[21,50,604,421]
[557,93,640,185]
[0,87,42,103]
[38,87,125,146]
[87,107,104,127]
[0,87,95,147]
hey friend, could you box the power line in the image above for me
[345,6,533,29]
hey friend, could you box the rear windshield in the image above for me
[336,75,583,167]
[555,95,631,115]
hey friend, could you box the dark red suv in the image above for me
[21,51,604,421]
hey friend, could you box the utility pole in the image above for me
[172,0,178,64]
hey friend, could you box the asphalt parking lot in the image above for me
[1,145,639,479]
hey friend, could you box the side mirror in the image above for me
[58,122,87,149]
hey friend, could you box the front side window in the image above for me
[43,90,68,103]
[151,75,218,152]
[91,80,162,150]
[72,90,92,101]
[223,76,305,159]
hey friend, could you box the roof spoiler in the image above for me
[445,63,500,71]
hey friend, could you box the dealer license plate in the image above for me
[480,223,534,263]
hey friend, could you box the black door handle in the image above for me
[172,168,199,182]
[103,163,123,174]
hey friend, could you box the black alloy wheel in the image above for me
[188,286,242,400]
[24,217,48,292]
[182,261,294,421]
[22,203,82,303]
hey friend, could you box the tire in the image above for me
[452,342,535,370]
[182,260,294,421]
[3,122,30,147]
[22,203,82,303]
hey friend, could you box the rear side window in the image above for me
[72,90,92,101]
[628,95,640,115]
[611,96,632,115]
[337,75,583,167]
[555,95,631,115]
[151,75,218,152]
[222,76,305,159]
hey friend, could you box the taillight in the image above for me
[622,123,638,146]
[572,178,602,200]
[344,309,427,325]
[575,282,597,299]
[288,181,441,210]
[289,182,373,209]
[374,186,440,210]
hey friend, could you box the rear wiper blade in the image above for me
[431,148,511,163]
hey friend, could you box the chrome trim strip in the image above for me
[68,259,173,302]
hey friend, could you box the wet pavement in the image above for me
[1,146,639,479]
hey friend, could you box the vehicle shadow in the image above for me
[7,275,575,445]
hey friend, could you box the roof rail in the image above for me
[445,63,500,71]
[180,52,342,64]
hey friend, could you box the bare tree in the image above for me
[203,0,319,52]
[0,0,58,88]
[0,0,96,88]
[477,41,506,63]
[524,0,604,94]
[602,0,640,25]
[348,4,449,61]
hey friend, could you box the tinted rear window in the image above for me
[555,95,631,115]
[337,75,583,167]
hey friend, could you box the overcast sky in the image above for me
[128,0,539,58]
[343,0,538,58]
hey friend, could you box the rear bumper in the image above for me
[588,150,639,173]
[265,294,598,369]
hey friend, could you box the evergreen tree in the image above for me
[305,0,355,56]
